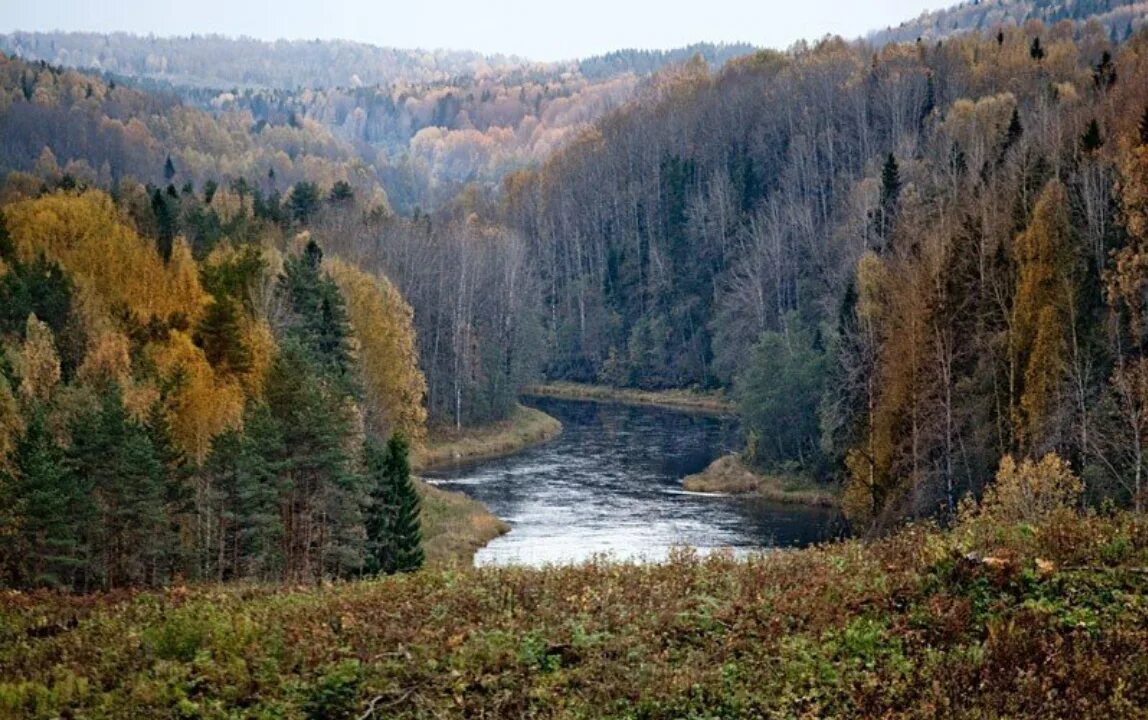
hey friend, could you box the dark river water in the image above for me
[424,396,843,566]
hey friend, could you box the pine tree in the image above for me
[1139,105,1148,147]
[263,342,360,581]
[163,155,176,181]
[287,181,321,225]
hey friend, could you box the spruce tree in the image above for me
[385,433,423,574]
[1005,107,1024,152]
[150,187,177,262]
[1030,37,1045,61]
[196,297,251,374]
[279,240,355,386]
[68,387,170,588]
[874,153,901,246]
[1081,119,1104,153]
[4,409,90,590]
[163,155,176,181]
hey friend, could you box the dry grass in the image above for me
[417,480,509,567]
[414,404,562,471]
[684,454,839,507]
[524,381,733,414]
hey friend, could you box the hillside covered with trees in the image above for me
[498,14,1148,529]
[0,34,759,212]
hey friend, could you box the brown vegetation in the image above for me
[683,454,839,507]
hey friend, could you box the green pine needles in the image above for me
[364,433,424,575]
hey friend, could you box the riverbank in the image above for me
[414,404,563,471]
[6,509,1146,717]
[683,454,839,507]
[524,381,734,414]
[417,480,510,566]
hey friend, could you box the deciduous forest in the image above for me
[5,0,1148,716]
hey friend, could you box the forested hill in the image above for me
[0,34,759,212]
[0,33,525,90]
[501,19,1148,527]
[872,0,1147,45]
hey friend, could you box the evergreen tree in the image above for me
[1081,119,1104,153]
[163,155,176,181]
[287,181,322,225]
[1030,37,1045,61]
[279,240,355,385]
[3,409,90,590]
[874,153,902,246]
[1005,107,1024,152]
[68,387,170,588]
[200,404,286,582]
[196,297,252,374]
[364,433,422,575]
[151,187,177,262]
[1093,50,1117,89]
[263,342,361,581]
[1139,105,1148,146]
[328,181,354,204]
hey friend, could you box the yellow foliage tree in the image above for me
[2,191,207,325]
[326,258,427,444]
[149,331,245,462]
[16,315,61,404]
[1010,180,1074,451]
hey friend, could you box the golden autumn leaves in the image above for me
[0,190,427,465]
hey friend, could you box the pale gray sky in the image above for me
[1,0,957,61]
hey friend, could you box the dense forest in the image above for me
[494,14,1148,529]
[3,0,1148,579]
[873,0,1147,45]
[0,34,757,212]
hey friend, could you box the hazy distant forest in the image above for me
[2,0,1148,591]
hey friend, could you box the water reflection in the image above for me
[424,396,842,566]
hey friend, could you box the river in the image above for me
[423,396,843,566]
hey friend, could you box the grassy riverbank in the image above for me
[4,509,1147,718]
[684,454,839,507]
[417,481,509,566]
[414,404,562,471]
[524,381,734,414]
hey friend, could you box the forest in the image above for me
[3,0,1148,569]
[5,0,1148,714]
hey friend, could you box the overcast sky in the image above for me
[2,0,957,61]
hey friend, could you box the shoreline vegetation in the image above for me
[414,404,563,471]
[412,404,562,565]
[417,480,510,566]
[683,454,839,508]
[524,381,734,415]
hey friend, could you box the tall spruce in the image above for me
[3,408,90,590]
[363,434,423,575]
[67,387,170,588]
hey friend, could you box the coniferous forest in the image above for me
[5,0,1148,716]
